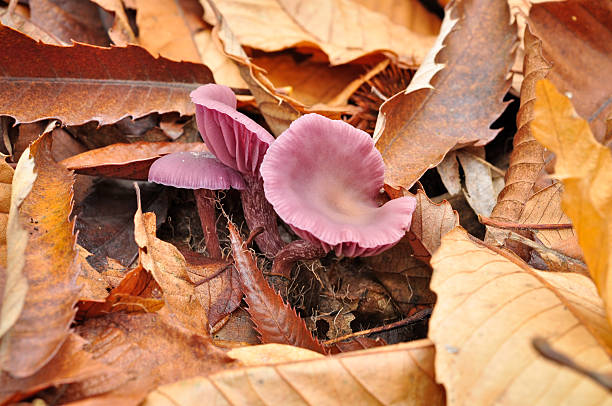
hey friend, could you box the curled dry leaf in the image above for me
[0,5,64,45]
[213,0,437,67]
[60,142,209,180]
[90,0,137,46]
[0,334,110,404]
[374,0,517,189]
[430,228,612,405]
[489,26,550,226]
[530,0,612,140]
[0,133,80,378]
[228,221,326,353]
[144,340,444,406]
[0,158,14,266]
[0,25,213,126]
[353,0,441,36]
[57,312,233,405]
[531,79,612,327]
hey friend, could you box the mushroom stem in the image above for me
[271,240,326,278]
[194,188,222,259]
[240,173,284,257]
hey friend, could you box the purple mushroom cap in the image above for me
[148,151,245,190]
[190,84,275,174]
[260,114,417,257]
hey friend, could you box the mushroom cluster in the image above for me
[149,84,417,272]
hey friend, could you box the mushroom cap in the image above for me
[191,84,275,174]
[260,113,416,257]
[148,151,245,190]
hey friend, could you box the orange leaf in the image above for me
[0,134,80,378]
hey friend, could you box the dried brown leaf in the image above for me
[490,26,550,224]
[144,340,444,406]
[375,0,517,189]
[0,334,110,404]
[0,25,214,126]
[353,0,441,36]
[228,222,326,353]
[90,0,137,46]
[60,142,209,179]
[0,133,80,378]
[0,6,64,45]
[30,0,110,46]
[530,0,612,140]
[430,227,612,405]
[58,312,233,405]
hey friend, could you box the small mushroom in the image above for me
[261,113,417,261]
[191,84,283,256]
[148,151,245,259]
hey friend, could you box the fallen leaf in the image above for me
[456,149,497,217]
[228,221,326,353]
[353,0,441,36]
[0,25,214,126]
[77,264,163,319]
[0,133,80,378]
[531,79,612,327]
[0,334,110,404]
[530,0,612,140]
[60,142,209,179]
[90,0,137,45]
[144,339,444,406]
[134,200,210,334]
[0,6,64,45]
[0,158,14,267]
[213,0,436,67]
[227,343,324,365]
[77,246,112,302]
[429,227,612,405]
[490,26,550,226]
[181,247,242,331]
[29,0,110,46]
[74,180,168,270]
[57,311,233,404]
[374,0,517,189]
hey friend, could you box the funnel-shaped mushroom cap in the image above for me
[261,114,416,257]
[191,84,275,174]
[148,151,245,190]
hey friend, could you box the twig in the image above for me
[479,215,573,230]
[323,308,432,346]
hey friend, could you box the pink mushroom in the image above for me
[191,84,283,257]
[148,151,245,259]
[260,114,417,263]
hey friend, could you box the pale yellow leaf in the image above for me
[144,340,444,406]
[430,227,612,406]
[531,79,612,327]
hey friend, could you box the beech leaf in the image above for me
[430,227,612,405]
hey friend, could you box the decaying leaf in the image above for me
[60,142,209,179]
[0,25,213,126]
[530,0,612,140]
[490,26,550,225]
[90,0,137,46]
[228,222,326,353]
[212,0,437,67]
[58,311,233,404]
[374,0,516,189]
[0,134,80,378]
[531,79,612,327]
[0,158,14,267]
[430,227,612,405]
[144,339,444,406]
[0,5,64,45]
